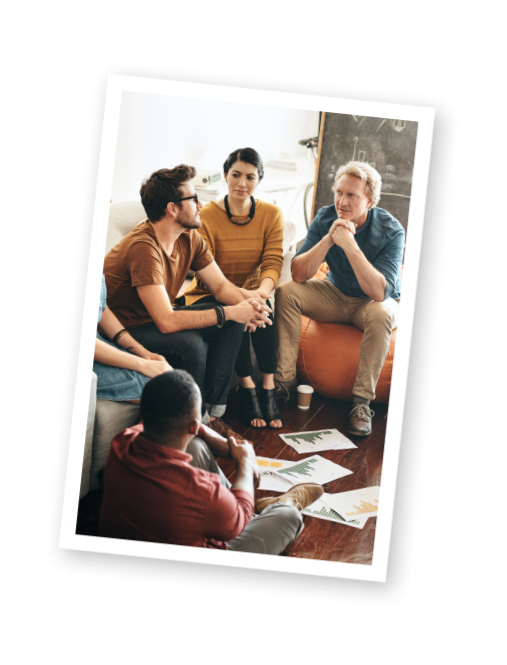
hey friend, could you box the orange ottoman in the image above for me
[296,316,396,403]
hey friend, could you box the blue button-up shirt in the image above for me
[295,205,404,300]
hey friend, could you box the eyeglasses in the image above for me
[170,194,199,204]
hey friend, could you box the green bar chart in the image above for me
[304,503,343,520]
[275,454,352,485]
[283,431,333,446]
[279,429,357,453]
[278,458,319,479]
[302,497,366,528]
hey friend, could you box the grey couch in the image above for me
[79,201,296,499]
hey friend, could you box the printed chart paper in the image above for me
[255,457,295,492]
[302,495,368,529]
[279,429,357,454]
[321,486,380,521]
[275,454,352,486]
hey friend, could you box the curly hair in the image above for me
[140,165,197,222]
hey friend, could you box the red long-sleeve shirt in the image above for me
[99,424,254,549]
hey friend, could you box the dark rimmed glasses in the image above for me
[170,194,199,204]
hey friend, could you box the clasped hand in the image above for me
[329,218,356,249]
[242,288,270,302]
[242,297,272,332]
[132,347,172,377]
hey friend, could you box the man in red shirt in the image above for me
[99,370,323,554]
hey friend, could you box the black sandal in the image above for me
[260,388,282,428]
[238,385,265,427]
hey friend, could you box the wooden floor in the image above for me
[215,389,386,564]
[76,389,388,565]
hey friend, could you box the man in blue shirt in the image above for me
[274,161,404,436]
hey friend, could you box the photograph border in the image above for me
[48,65,457,604]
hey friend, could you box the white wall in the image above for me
[111,91,319,203]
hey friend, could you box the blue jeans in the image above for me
[128,302,244,418]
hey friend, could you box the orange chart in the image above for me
[345,499,379,517]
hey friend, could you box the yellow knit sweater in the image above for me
[184,199,284,305]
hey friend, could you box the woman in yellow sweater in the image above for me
[185,147,283,429]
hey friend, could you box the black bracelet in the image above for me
[215,304,225,328]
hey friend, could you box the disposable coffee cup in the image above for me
[297,384,314,410]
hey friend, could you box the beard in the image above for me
[176,210,201,230]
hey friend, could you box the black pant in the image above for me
[129,302,244,415]
[197,296,277,377]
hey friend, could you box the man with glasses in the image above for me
[104,165,271,436]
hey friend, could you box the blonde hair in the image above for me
[332,161,382,207]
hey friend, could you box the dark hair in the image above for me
[140,370,199,434]
[223,148,264,181]
[140,165,196,222]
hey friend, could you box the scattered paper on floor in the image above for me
[321,486,380,521]
[302,495,368,529]
[274,454,352,486]
[255,457,296,492]
[279,428,357,454]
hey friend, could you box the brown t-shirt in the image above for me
[104,220,214,329]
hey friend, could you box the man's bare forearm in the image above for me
[156,308,218,334]
[198,423,231,458]
[292,236,333,283]
[231,459,256,498]
[212,280,245,305]
[342,242,386,301]
[155,298,269,334]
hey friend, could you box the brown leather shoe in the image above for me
[273,377,298,402]
[255,482,324,514]
[347,403,375,437]
[208,417,245,443]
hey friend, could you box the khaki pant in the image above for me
[187,438,303,555]
[274,279,399,401]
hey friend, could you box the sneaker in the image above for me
[347,403,375,437]
[273,377,298,402]
[255,482,324,514]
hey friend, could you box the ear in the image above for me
[166,201,178,218]
[189,419,200,435]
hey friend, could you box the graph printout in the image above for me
[275,454,352,486]
[279,429,357,454]
[255,457,295,492]
[321,486,380,521]
[302,495,368,529]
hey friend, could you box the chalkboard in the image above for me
[312,113,418,236]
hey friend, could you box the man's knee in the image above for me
[275,280,305,311]
[279,504,303,530]
[363,300,397,333]
[177,334,207,361]
[169,334,207,380]
[261,503,303,534]
[186,437,212,471]
[223,318,245,341]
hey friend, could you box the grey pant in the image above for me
[187,438,303,555]
[274,278,399,400]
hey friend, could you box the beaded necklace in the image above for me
[223,195,256,225]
